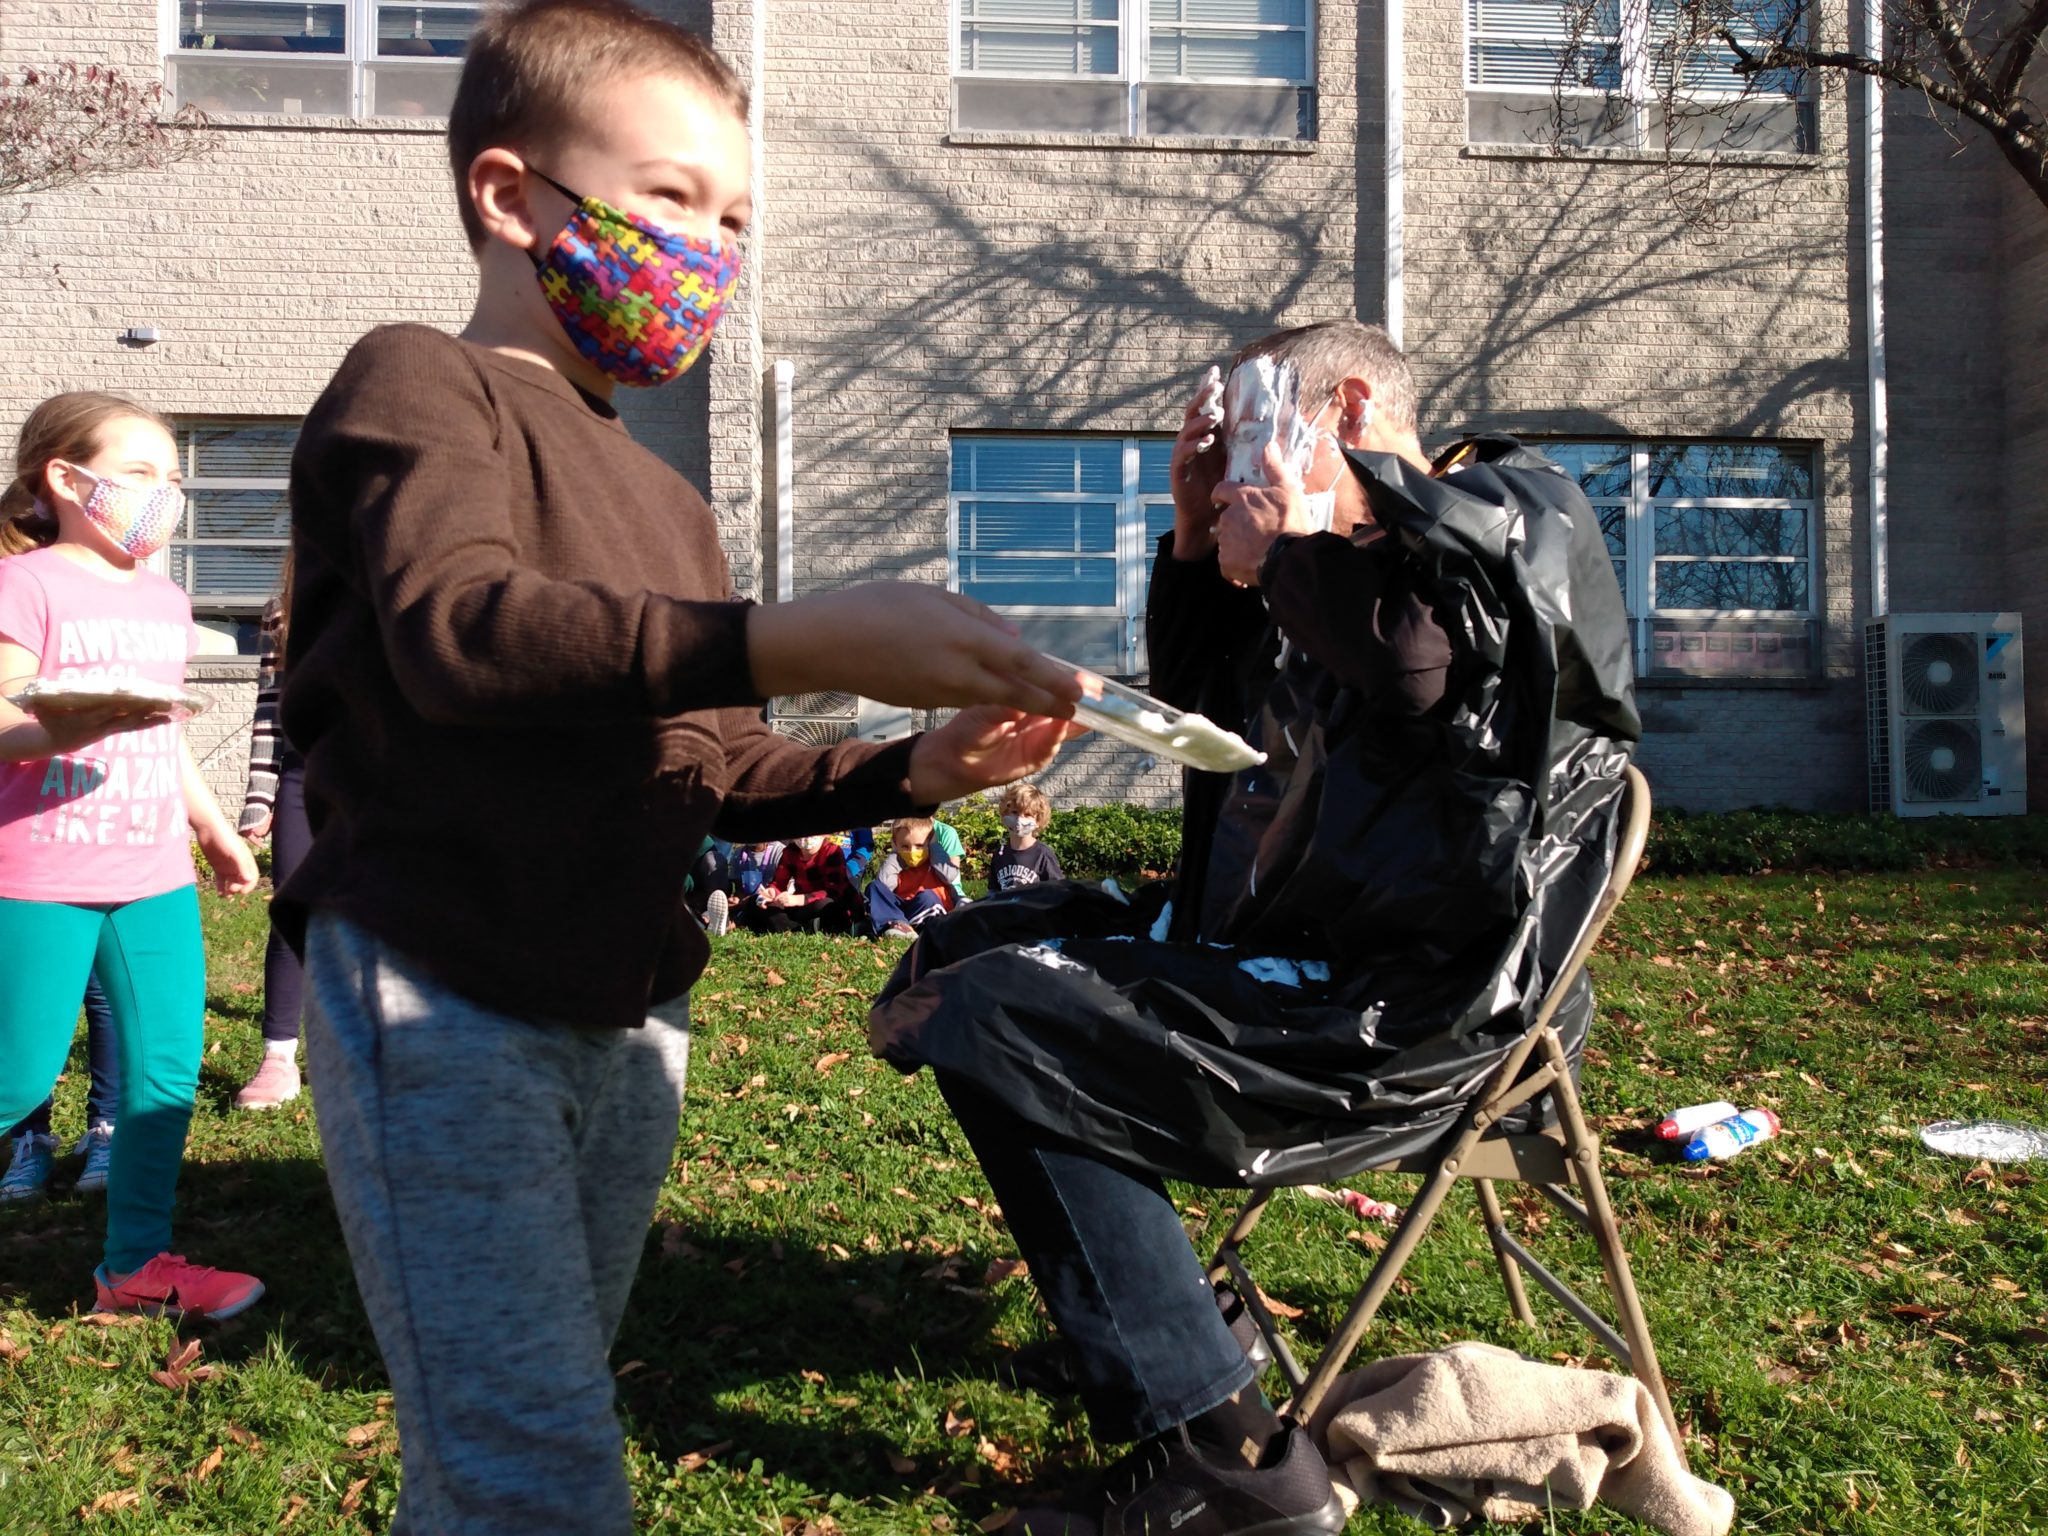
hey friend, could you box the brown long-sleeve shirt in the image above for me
[279,324,921,1029]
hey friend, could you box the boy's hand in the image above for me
[908,707,1090,805]
[747,587,1083,717]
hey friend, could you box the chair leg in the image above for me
[1286,1154,1465,1426]
[1542,1034,1686,1459]
[1473,1178,1538,1330]
[1206,1188,1276,1288]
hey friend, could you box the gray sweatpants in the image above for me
[303,912,692,1536]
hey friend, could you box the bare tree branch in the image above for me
[0,61,216,201]
[1993,0,2048,103]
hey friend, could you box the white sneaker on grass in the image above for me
[705,889,731,937]
[0,1132,57,1204]
[235,1051,302,1110]
[72,1122,115,1194]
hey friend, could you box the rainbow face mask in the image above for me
[529,170,742,388]
[63,466,184,560]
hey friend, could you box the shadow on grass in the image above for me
[0,1153,1050,1507]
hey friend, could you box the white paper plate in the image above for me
[1052,658,1265,774]
[3,676,207,722]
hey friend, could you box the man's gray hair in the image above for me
[1233,319,1416,434]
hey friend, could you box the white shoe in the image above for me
[705,890,731,937]
[71,1121,115,1194]
[0,1132,57,1204]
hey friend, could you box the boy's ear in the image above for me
[470,148,544,253]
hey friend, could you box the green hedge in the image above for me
[939,802,2048,881]
[1645,808,2048,874]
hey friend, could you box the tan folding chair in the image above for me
[1208,764,1682,1451]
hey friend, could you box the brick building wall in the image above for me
[1999,175,2048,802]
[1400,6,1866,811]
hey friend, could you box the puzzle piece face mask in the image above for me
[528,170,742,388]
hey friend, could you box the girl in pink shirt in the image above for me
[0,392,263,1320]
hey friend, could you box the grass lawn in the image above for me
[3,868,2046,1534]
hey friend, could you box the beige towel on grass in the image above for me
[1304,1342,1734,1536]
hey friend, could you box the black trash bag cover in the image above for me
[870,436,1639,1189]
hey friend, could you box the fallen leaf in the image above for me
[614,1360,647,1379]
[1988,1277,2025,1295]
[340,1476,369,1517]
[79,1488,141,1518]
[1255,1287,1305,1321]
[886,1449,919,1475]
[190,1445,225,1482]
[801,1368,827,1384]
[344,1421,385,1446]
[1889,1304,1950,1323]
[0,1331,26,1363]
[983,1257,1029,1286]
[280,1493,308,1527]
[764,969,788,988]
[944,1405,976,1438]
[677,1439,734,1473]
[814,1051,852,1074]
[224,1423,260,1448]
[78,1311,149,1329]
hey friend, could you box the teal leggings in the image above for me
[0,888,204,1274]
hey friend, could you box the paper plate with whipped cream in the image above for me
[4,675,208,722]
[1053,659,1265,774]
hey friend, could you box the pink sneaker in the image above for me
[234,1053,301,1110]
[94,1253,265,1321]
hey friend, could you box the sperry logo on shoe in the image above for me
[1169,1502,1207,1530]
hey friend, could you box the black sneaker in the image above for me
[1004,1285,1273,1400]
[1008,1422,1346,1536]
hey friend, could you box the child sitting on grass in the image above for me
[868,816,961,937]
[990,781,1064,891]
[736,833,857,933]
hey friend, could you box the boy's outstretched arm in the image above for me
[714,707,1086,844]
[297,328,1082,727]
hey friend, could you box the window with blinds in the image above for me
[955,0,1316,140]
[1546,439,1819,679]
[949,435,1177,676]
[167,0,483,119]
[167,420,295,647]
[1465,0,1813,152]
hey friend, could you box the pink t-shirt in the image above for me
[0,547,199,903]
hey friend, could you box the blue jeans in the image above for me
[7,976,120,1138]
[936,1074,1255,1442]
[869,884,949,931]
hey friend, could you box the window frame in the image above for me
[1545,437,1820,680]
[950,0,1318,140]
[947,434,1175,678]
[1462,0,1813,150]
[162,0,485,120]
[168,418,296,630]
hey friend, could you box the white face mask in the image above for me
[1299,397,1367,536]
[796,836,827,854]
[1002,814,1039,838]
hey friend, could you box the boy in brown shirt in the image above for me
[279,4,1079,1530]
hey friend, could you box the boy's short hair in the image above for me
[447,0,749,250]
[893,817,935,843]
[1000,783,1052,823]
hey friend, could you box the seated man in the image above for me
[870,321,1640,1536]
[867,816,961,937]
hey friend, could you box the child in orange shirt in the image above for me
[868,816,959,937]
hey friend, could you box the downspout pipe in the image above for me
[1385,0,1405,348]
[773,358,795,605]
[1865,0,1889,619]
